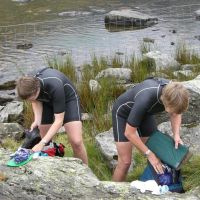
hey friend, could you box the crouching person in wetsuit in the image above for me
[16,67,88,164]
[112,77,189,181]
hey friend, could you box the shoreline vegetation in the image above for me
[2,43,200,191]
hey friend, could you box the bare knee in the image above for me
[70,139,83,151]
[38,125,51,138]
[117,159,131,170]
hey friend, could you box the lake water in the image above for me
[0,0,200,84]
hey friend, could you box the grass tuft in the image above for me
[127,151,146,182]
[176,44,200,65]
[140,42,152,54]
[182,155,200,191]
[129,57,156,83]
[48,54,78,84]
[1,138,22,152]
[3,47,200,185]
[111,55,123,68]
[23,101,34,129]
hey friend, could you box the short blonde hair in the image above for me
[16,76,40,100]
[161,82,189,114]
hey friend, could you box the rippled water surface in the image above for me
[0,0,200,84]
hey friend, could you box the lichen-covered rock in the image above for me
[158,121,200,155]
[0,101,23,123]
[0,149,200,200]
[0,89,16,105]
[195,9,200,20]
[155,75,200,125]
[144,51,180,71]
[173,70,193,78]
[95,128,135,172]
[89,79,101,92]
[105,9,158,27]
[95,68,132,82]
[0,123,24,140]
[95,128,118,169]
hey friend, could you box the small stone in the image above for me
[172,30,176,33]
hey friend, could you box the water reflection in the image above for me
[0,0,200,85]
[105,24,146,32]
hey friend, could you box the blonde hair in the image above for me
[161,82,189,114]
[16,76,40,100]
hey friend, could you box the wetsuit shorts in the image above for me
[41,99,82,124]
[112,109,157,142]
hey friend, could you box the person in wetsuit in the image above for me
[16,67,88,164]
[112,77,189,181]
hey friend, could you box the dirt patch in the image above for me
[0,172,7,182]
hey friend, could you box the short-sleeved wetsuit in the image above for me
[112,77,170,142]
[34,67,81,124]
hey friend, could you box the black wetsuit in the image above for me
[112,77,170,142]
[34,67,81,124]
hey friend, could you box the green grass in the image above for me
[140,42,152,54]
[2,46,200,188]
[182,155,200,191]
[126,151,147,182]
[175,43,200,80]
[23,101,34,129]
[86,55,109,79]
[86,142,112,180]
[1,131,112,181]
[79,61,125,131]
[79,77,125,132]
[3,133,200,188]
[111,55,123,68]
[61,119,113,180]
[81,54,124,82]
[1,138,22,152]
[48,54,78,84]
[176,43,200,65]
[129,57,156,83]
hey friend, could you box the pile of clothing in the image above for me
[7,127,65,167]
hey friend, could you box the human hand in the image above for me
[30,121,39,131]
[147,152,164,174]
[174,134,183,149]
[32,142,45,152]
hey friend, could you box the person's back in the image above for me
[113,77,169,124]
[35,67,78,102]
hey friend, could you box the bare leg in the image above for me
[64,121,88,165]
[38,124,51,138]
[112,142,133,182]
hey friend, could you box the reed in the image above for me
[4,47,200,185]
[175,43,200,65]
[129,57,156,83]
[182,155,200,190]
[48,54,78,84]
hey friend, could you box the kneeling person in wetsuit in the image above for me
[16,67,88,164]
[112,77,189,181]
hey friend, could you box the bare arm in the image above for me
[170,113,183,148]
[125,124,148,154]
[41,112,64,143]
[32,112,64,152]
[31,100,43,130]
[125,123,164,174]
